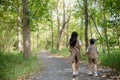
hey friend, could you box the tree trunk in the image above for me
[51,10,54,48]
[103,0,110,54]
[89,20,93,38]
[56,0,60,50]
[32,33,34,50]
[17,1,22,52]
[37,25,39,49]
[66,21,69,48]
[17,26,22,52]
[84,0,89,49]
[104,27,110,54]
[22,0,31,59]
[91,17,102,37]
[91,16,106,53]
[57,0,70,50]
[118,35,120,48]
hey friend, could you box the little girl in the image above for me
[69,31,83,77]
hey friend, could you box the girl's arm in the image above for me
[78,40,84,52]
[97,47,99,54]
[84,52,89,56]
[84,47,89,56]
[80,45,84,51]
[62,30,69,36]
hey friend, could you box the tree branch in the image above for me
[60,12,71,35]
[77,0,83,9]
[91,16,102,37]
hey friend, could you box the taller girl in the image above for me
[69,31,83,77]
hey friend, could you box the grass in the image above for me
[0,51,40,80]
[99,50,120,71]
[50,48,120,71]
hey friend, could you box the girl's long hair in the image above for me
[69,31,78,47]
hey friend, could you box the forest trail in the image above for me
[26,50,113,80]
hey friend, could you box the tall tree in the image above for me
[103,0,110,54]
[22,0,31,59]
[57,0,70,50]
[84,0,89,49]
[17,0,22,52]
[56,0,60,50]
[51,10,54,48]
[66,21,69,48]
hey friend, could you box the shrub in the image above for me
[100,50,120,71]
[0,51,40,80]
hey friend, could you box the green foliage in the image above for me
[0,0,20,51]
[0,51,40,80]
[108,36,117,46]
[50,48,70,56]
[104,0,120,14]
[100,50,120,71]
[29,0,50,25]
[97,36,105,44]
[0,0,120,73]
[79,52,88,61]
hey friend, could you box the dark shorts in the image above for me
[88,58,98,64]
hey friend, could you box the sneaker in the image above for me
[72,78,76,80]
[75,70,78,75]
[88,71,92,76]
[93,72,98,77]
[73,75,76,78]
[73,71,76,77]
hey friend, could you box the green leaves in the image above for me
[29,0,50,20]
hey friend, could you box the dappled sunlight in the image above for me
[0,0,120,79]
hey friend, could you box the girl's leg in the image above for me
[94,64,97,72]
[88,63,92,70]
[88,59,92,75]
[76,62,78,71]
[72,62,76,76]
[93,59,98,76]
[75,61,79,74]
[93,63,98,76]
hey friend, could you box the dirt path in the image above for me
[26,50,112,80]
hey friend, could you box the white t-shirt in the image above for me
[78,40,82,46]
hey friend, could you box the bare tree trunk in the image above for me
[91,16,105,53]
[91,17,102,37]
[66,21,69,48]
[22,0,31,59]
[104,27,110,54]
[58,0,66,50]
[51,10,54,48]
[118,35,120,48]
[17,1,22,52]
[89,20,93,38]
[36,25,39,49]
[57,0,70,50]
[103,1,110,54]
[37,33,39,49]
[32,33,34,50]
[56,0,60,50]
[17,26,22,52]
[84,0,89,49]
